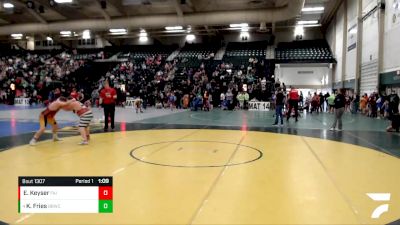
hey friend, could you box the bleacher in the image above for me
[117,45,176,61]
[176,43,220,68]
[0,48,62,59]
[275,40,335,63]
[70,48,107,60]
[223,41,268,68]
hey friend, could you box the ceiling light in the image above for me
[139,36,148,42]
[82,30,91,39]
[165,30,186,33]
[230,23,249,28]
[109,28,127,33]
[165,26,183,30]
[294,25,304,36]
[139,32,148,37]
[186,34,195,42]
[140,29,146,33]
[297,20,319,25]
[60,31,71,35]
[11,34,23,38]
[110,32,127,35]
[54,0,72,3]
[240,31,249,38]
[302,7,325,12]
[46,36,53,41]
[3,3,14,8]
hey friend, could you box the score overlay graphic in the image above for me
[18,177,113,213]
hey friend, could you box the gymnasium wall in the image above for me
[119,37,156,46]
[156,35,202,47]
[383,0,400,72]
[275,65,330,88]
[327,0,400,93]
[332,3,345,83]
[345,0,358,81]
[223,33,271,43]
[326,19,335,54]
[361,15,379,64]
[156,29,323,47]
[360,1,380,94]
[274,27,324,43]
[33,36,111,50]
[73,36,111,49]
[363,0,376,9]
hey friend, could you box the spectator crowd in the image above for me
[0,49,398,133]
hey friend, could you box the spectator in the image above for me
[387,91,399,132]
[319,92,324,112]
[360,94,368,115]
[203,90,210,111]
[330,89,346,131]
[327,92,335,113]
[273,88,285,126]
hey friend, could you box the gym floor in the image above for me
[0,106,399,225]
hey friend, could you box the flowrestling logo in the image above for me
[367,193,391,219]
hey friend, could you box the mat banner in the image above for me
[14,98,30,106]
[248,101,270,111]
[125,97,135,109]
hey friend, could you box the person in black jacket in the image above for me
[273,88,285,126]
[330,89,346,131]
[386,91,399,132]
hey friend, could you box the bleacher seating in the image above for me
[176,43,220,68]
[70,48,107,60]
[275,40,335,63]
[223,41,268,69]
[224,41,267,57]
[0,48,62,59]
[117,45,176,61]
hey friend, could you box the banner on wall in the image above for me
[390,0,400,29]
[248,101,270,111]
[14,98,30,106]
[347,21,357,52]
[125,97,135,109]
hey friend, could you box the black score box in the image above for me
[18,176,113,213]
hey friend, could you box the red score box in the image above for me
[99,186,113,200]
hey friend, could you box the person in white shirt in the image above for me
[220,92,226,109]
[261,78,267,91]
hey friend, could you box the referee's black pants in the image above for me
[287,99,299,121]
[103,104,115,130]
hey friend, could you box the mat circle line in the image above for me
[130,140,263,168]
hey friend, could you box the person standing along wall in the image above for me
[386,91,400,132]
[99,80,117,132]
[273,88,285,126]
[327,92,336,113]
[330,89,346,131]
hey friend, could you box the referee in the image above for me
[287,86,299,122]
[100,79,117,131]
